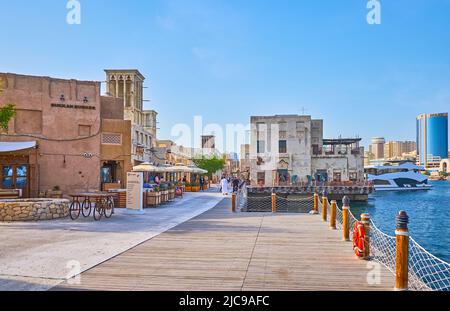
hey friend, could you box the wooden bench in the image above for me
[0,189,21,200]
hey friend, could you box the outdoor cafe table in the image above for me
[69,192,115,221]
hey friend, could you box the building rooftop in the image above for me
[104,69,145,80]
[323,138,362,145]
[1,72,101,84]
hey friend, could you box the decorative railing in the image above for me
[316,195,450,291]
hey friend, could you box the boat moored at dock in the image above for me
[365,162,432,191]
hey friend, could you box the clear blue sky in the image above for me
[1,0,449,152]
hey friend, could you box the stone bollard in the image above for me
[272,192,277,213]
[322,196,328,222]
[395,211,410,291]
[361,213,371,260]
[330,200,337,230]
[342,196,350,241]
[232,193,237,213]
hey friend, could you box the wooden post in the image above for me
[330,200,337,230]
[342,196,350,241]
[361,213,371,259]
[272,192,277,213]
[321,197,328,221]
[395,211,410,291]
[313,193,319,214]
[232,193,236,213]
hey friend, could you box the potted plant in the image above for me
[48,186,63,198]
[168,183,175,200]
[159,183,169,202]
[192,182,200,192]
[185,183,192,192]
[146,188,160,207]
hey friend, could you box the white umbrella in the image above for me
[133,162,168,172]
[167,164,195,173]
[189,165,208,174]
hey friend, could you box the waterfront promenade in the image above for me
[0,192,223,291]
[56,198,394,291]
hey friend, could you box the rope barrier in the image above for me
[237,186,450,291]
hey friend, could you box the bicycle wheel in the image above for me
[104,198,114,219]
[82,199,92,217]
[93,204,103,221]
[69,201,81,220]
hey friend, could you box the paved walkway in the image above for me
[56,198,395,291]
[0,192,223,291]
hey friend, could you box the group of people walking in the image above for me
[219,176,242,196]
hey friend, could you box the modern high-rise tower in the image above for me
[417,113,448,167]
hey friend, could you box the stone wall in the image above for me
[0,199,70,222]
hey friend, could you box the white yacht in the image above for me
[365,162,432,191]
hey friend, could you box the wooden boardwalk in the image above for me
[55,198,394,291]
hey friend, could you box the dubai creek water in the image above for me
[351,181,450,263]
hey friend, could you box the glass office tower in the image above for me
[417,113,448,167]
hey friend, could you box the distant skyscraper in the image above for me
[384,141,416,159]
[369,137,385,160]
[417,113,448,167]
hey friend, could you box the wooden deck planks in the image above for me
[55,198,395,291]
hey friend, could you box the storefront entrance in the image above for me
[101,161,124,190]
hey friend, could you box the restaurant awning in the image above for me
[0,141,37,153]
[133,162,168,172]
[168,164,195,173]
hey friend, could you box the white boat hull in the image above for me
[374,185,432,192]
[368,170,432,192]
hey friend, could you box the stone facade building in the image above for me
[0,73,102,196]
[240,144,250,181]
[249,115,364,186]
[105,70,157,166]
[99,96,132,190]
[0,72,133,197]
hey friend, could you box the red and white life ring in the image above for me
[353,222,365,258]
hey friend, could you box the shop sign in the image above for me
[51,103,96,110]
[126,172,144,213]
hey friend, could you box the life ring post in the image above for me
[321,196,328,222]
[342,196,350,241]
[361,213,371,259]
[395,211,410,291]
[330,200,337,230]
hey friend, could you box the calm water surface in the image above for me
[351,181,450,263]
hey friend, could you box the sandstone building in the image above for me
[0,72,133,197]
[249,115,364,186]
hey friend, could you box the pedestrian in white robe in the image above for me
[220,177,229,195]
